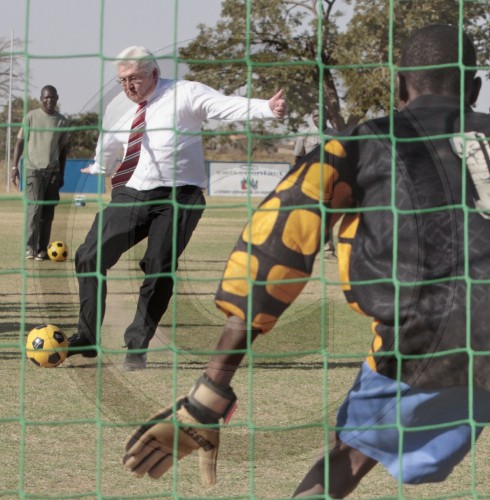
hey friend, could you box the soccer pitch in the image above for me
[0,194,489,498]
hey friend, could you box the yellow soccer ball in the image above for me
[26,324,68,368]
[47,241,69,262]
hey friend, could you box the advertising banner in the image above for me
[208,161,290,197]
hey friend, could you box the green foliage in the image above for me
[180,0,342,132]
[179,0,490,131]
[65,112,99,159]
[337,0,490,120]
[0,96,39,160]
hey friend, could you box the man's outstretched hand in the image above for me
[80,164,94,174]
[269,89,287,119]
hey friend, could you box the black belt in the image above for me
[119,185,201,194]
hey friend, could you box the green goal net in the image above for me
[1,0,490,499]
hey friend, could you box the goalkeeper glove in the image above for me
[123,374,237,486]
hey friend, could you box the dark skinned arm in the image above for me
[12,138,24,189]
[204,315,260,387]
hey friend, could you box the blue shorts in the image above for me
[337,362,490,484]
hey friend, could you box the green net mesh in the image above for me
[1,0,490,498]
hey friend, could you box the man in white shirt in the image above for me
[67,46,287,370]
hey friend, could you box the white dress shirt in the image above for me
[89,78,275,189]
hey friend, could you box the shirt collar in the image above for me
[146,77,174,105]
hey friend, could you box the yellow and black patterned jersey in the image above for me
[215,95,490,390]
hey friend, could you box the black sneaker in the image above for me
[67,333,98,358]
[123,353,147,371]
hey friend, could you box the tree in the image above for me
[65,112,99,159]
[336,0,490,121]
[179,0,490,132]
[0,96,38,161]
[0,37,25,106]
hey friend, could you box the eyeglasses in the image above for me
[116,73,148,86]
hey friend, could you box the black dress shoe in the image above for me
[67,334,98,358]
[123,353,147,371]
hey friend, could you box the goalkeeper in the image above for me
[123,24,490,497]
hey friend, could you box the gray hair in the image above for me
[115,46,160,76]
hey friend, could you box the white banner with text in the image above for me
[207,162,291,197]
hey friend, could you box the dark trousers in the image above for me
[75,185,205,350]
[25,169,60,253]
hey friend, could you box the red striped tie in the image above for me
[111,100,147,189]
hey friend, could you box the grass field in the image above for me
[1,192,489,499]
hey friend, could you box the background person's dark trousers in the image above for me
[25,169,60,256]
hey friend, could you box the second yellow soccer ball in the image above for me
[47,241,69,262]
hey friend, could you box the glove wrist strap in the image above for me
[188,374,237,423]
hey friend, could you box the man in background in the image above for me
[12,85,69,260]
